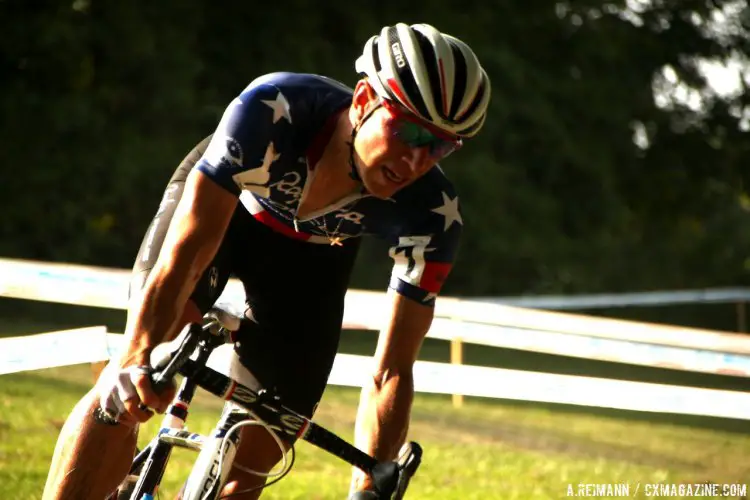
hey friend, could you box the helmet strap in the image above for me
[346,128,361,182]
[347,100,382,182]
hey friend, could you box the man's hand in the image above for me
[97,362,176,426]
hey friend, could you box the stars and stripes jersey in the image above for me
[195,72,463,306]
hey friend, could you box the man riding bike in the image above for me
[42,22,491,500]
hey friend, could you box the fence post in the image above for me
[737,301,746,333]
[450,337,464,408]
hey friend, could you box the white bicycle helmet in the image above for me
[355,23,491,138]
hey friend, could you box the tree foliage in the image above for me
[2,0,749,302]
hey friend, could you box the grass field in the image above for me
[1,309,750,499]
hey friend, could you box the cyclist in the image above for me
[43,22,490,500]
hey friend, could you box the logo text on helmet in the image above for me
[391,42,407,69]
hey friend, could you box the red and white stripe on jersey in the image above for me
[418,261,452,293]
[388,235,452,295]
[239,192,330,245]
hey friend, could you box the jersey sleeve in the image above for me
[387,192,463,307]
[195,80,291,196]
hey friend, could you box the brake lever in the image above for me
[370,462,399,499]
[367,441,423,499]
[150,323,204,393]
[393,441,422,500]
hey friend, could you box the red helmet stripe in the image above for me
[438,59,449,115]
[386,78,421,116]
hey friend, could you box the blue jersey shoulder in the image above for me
[391,166,463,235]
[195,72,351,194]
[383,166,464,305]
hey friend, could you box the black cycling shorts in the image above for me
[130,136,361,420]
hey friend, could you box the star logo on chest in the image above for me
[261,91,292,124]
[430,192,463,231]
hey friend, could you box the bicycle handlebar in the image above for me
[150,324,201,391]
[150,321,229,391]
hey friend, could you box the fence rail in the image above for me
[474,288,750,309]
[2,257,750,416]
[2,329,749,420]
[474,288,750,332]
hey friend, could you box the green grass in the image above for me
[3,366,750,499]
[2,311,750,499]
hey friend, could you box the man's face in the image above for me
[352,93,462,199]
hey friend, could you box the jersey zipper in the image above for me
[292,192,365,232]
[292,159,366,231]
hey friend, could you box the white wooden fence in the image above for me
[2,257,750,419]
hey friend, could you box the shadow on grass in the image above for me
[413,409,704,470]
[0,299,126,337]
[3,370,93,397]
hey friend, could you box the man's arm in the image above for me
[350,289,434,493]
[119,168,237,418]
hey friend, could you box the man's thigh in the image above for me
[227,208,361,419]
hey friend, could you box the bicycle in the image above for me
[106,304,423,500]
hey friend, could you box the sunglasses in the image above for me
[380,100,463,161]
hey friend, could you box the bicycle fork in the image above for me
[126,381,248,500]
[126,335,222,500]
[181,403,247,499]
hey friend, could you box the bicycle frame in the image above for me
[119,320,421,500]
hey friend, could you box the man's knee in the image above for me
[226,424,293,479]
[67,388,139,443]
[44,389,138,499]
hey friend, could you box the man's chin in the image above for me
[361,177,394,200]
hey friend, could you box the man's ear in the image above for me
[352,79,378,122]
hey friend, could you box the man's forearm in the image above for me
[120,170,233,368]
[350,292,433,495]
[122,267,189,364]
[351,368,415,490]
[121,221,212,368]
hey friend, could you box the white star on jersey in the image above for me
[431,192,463,231]
[261,92,292,124]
